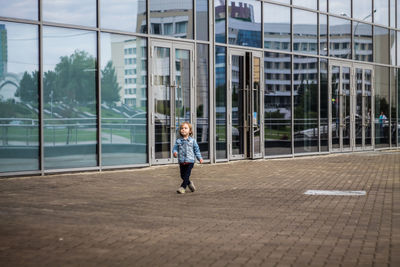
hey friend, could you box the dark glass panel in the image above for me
[374,0,389,26]
[390,68,397,146]
[329,16,351,59]
[100,34,147,166]
[293,9,317,55]
[196,0,209,41]
[101,0,147,33]
[263,3,290,52]
[353,22,372,62]
[331,65,340,150]
[294,56,318,153]
[231,55,244,155]
[264,52,291,156]
[329,0,351,17]
[43,0,96,27]
[196,44,209,159]
[320,59,328,151]
[228,0,261,48]
[216,46,227,159]
[375,66,390,148]
[365,69,373,146]
[0,0,38,20]
[292,0,317,10]
[320,14,328,56]
[215,0,226,43]
[353,0,372,22]
[374,26,389,64]
[150,0,193,39]
[355,68,363,147]
[0,22,39,172]
[398,31,400,66]
[175,49,191,131]
[43,27,97,169]
[398,69,400,145]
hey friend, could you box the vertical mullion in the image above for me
[39,0,44,175]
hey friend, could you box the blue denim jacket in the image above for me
[172,136,202,163]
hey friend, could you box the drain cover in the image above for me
[304,190,366,196]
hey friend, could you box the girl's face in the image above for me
[180,124,190,137]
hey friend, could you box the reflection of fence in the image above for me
[0,118,38,146]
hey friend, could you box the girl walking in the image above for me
[173,122,203,194]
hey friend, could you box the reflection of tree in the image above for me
[15,71,38,103]
[101,61,121,105]
[294,83,318,121]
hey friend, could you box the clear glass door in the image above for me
[355,68,363,148]
[342,67,351,150]
[331,66,340,150]
[175,48,191,134]
[251,55,262,158]
[364,69,373,147]
[231,54,245,158]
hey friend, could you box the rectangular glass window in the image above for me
[329,16,351,59]
[294,56,318,154]
[329,0,351,17]
[196,44,209,159]
[228,0,261,48]
[215,0,226,43]
[43,27,97,169]
[292,0,317,10]
[320,14,328,55]
[100,33,147,166]
[216,46,227,159]
[390,30,396,65]
[390,0,396,27]
[293,9,317,55]
[0,22,39,173]
[319,0,327,12]
[0,0,38,20]
[264,52,292,156]
[353,0,372,22]
[101,0,146,33]
[320,59,328,151]
[398,69,400,145]
[150,0,193,39]
[374,0,389,26]
[390,68,397,146]
[374,26,389,64]
[354,22,372,62]
[196,0,209,41]
[398,31,400,66]
[43,0,96,27]
[264,3,290,52]
[375,66,390,148]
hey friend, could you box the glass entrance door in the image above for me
[151,41,194,164]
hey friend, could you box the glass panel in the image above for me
[0,22,39,173]
[354,22,372,62]
[355,69,363,147]
[398,31,400,67]
[292,0,317,10]
[374,26,389,64]
[264,52,291,156]
[390,0,396,27]
[374,0,389,26]
[100,34,147,166]
[196,44,209,159]
[320,59,329,151]
[390,68,397,146]
[294,56,318,154]
[398,69,400,145]
[375,66,390,148]
[293,9,317,55]
[320,14,328,56]
[215,0,226,43]
[43,0,96,27]
[231,55,244,156]
[43,27,97,169]
[101,0,146,33]
[216,46,227,159]
[271,0,290,4]
[264,3,291,52]
[331,66,340,149]
[228,0,261,48]
[342,67,351,149]
[150,0,193,39]
[329,0,351,17]
[0,0,38,20]
[365,69,372,146]
[154,47,171,159]
[196,0,209,41]
[353,0,372,22]
[253,56,261,155]
[329,16,351,59]
[175,49,191,134]
[319,0,327,12]
[390,30,396,65]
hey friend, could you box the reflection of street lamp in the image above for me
[354,10,376,58]
[50,90,53,118]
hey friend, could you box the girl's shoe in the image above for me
[177,187,186,194]
[188,181,196,192]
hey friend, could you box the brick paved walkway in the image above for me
[0,150,399,266]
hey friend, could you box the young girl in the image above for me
[173,122,203,194]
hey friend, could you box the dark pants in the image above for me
[179,163,194,188]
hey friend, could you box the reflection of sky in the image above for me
[263,3,289,23]
[329,0,351,16]
[374,1,389,26]
[0,0,38,20]
[292,0,317,10]
[101,0,145,32]
[43,0,96,27]
[353,0,372,21]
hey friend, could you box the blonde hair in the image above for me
[179,121,193,137]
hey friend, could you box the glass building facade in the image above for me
[0,0,399,175]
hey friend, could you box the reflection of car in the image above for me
[9,120,23,125]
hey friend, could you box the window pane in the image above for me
[398,69,400,145]
[215,0,226,43]
[272,0,290,4]
[320,14,328,55]
[0,22,39,172]
[390,0,396,27]
[264,52,291,156]
[374,26,389,64]
[292,0,317,10]
[43,0,96,27]
[353,0,372,22]
[390,30,396,65]
[100,34,147,166]
[375,66,390,148]
[101,0,146,33]
[150,0,193,39]
[196,44,209,159]
[320,59,329,151]
[374,0,389,26]
[228,0,261,48]
[354,22,372,62]
[319,0,327,12]
[216,46,226,159]
[329,16,351,59]
[390,68,397,146]
[398,31,400,66]
[196,0,208,41]
[43,27,97,169]
[293,9,317,55]
[0,0,38,20]
[264,3,290,52]
[329,0,351,17]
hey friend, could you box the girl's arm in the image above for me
[172,140,179,157]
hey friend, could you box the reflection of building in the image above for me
[0,24,7,79]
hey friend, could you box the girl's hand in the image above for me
[199,159,203,164]
[173,152,178,158]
